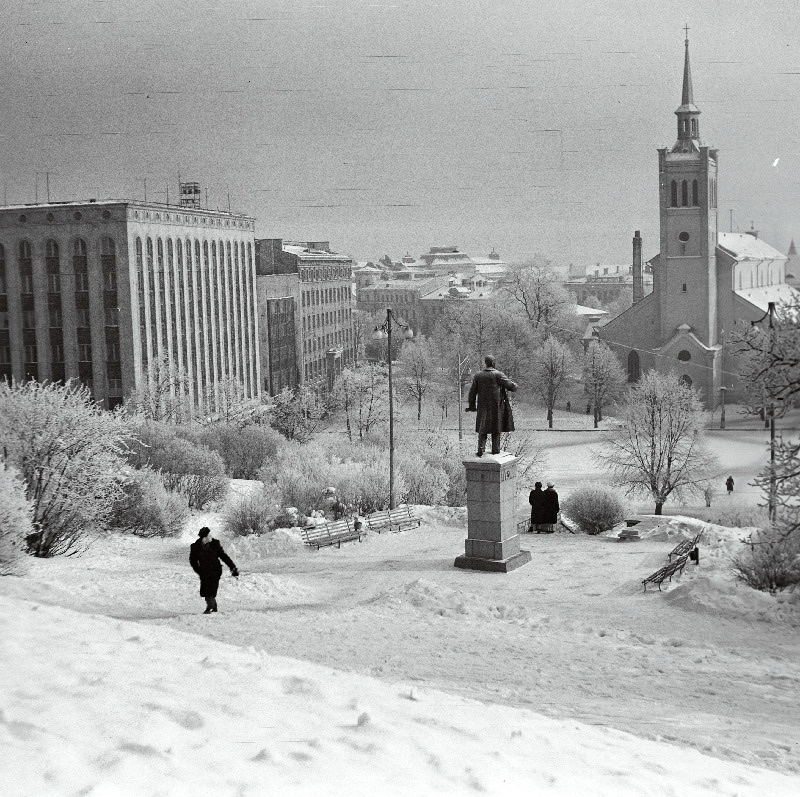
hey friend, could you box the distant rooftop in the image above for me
[718,232,787,262]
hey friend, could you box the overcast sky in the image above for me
[3,0,800,266]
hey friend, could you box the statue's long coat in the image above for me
[467,367,517,434]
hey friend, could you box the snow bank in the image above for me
[3,594,798,797]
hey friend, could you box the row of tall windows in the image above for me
[134,235,256,410]
[299,265,351,282]
[301,284,350,307]
[0,245,9,383]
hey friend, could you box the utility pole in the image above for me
[457,353,469,442]
[767,301,776,522]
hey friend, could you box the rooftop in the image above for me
[718,232,787,263]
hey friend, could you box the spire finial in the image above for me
[684,23,690,42]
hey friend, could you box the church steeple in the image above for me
[673,27,701,151]
[789,238,797,256]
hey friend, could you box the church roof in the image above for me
[717,233,787,262]
[734,283,800,313]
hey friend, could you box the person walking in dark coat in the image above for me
[465,355,518,456]
[529,481,549,533]
[542,482,560,533]
[726,476,734,495]
[189,527,239,614]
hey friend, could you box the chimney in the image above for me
[632,230,643,303]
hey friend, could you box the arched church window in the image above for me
[670,181,678,207]
[682,283,687,292]
[679,374,693,387]
[678,350,691,361]
[627,350,640,383]
[691,118,697,136]
[692,180,699,206]
[681,180,688,207]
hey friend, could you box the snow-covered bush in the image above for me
[0,466,33,574]
[0,381,130,556]
[181,423,282,479]
[731,527,800,592]
[223,485,279,536]
[395,432,465,507]
[562,484,626,535]
[126,422,228,509]
[713,503,769,530]
[111,468,188,538]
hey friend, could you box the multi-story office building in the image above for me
[0,200,259,411]
[255,239,355,391]
[357,276,447,334]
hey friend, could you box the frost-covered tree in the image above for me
[270,383,327,442]
[501,258,574,342]
[582,340,626,428]
[124,353,194,423]
[531,336,577,429]
[332,365,388,442]
[597,371,716,515]
[0,381,130,556]
[0,465,33,574]
[397,337,435,420]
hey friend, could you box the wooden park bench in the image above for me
[300,518,364,550]
[668,531,702,563]
[365,505,421,533]
[642,553,689,592]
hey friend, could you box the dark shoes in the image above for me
[490,450,501,455]
[203,608,212,614]
[476,451,484,457]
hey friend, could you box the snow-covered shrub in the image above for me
[181,423,282,479]
[126,422,228,509]
[395,432,465,507]
[111,468,188,538]
[395,450,448,507]
[0,381,130,557]
[714,503,769,530]
[223,485,279,536]
[0,466,33,574]
[731,527,800,592]
[562,484,626,535]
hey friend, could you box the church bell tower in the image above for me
[656,31,719,346]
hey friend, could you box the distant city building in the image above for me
[255,239,354,391]
[357,276,448,333]
[0,200,258,412]
[564,262,653,305]
[417,276,497,335]
[785,239,798,288]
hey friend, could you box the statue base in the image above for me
[454,451,531,574]
[454,550,532,573]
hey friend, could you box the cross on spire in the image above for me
[684,23,690,41]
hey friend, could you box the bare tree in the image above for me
[597,371,717,515]
[125,354,194,423]
[270,383,327,442]
[582,340,626,428]
[332,365,389,442]
[501,258,574,342]
[397,336,435,421]
[531,336,577,429]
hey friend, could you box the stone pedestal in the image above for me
[454,452,532,573]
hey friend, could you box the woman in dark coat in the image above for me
[542,482,560,533]
[189,527,239,614]
[529,481,549,533]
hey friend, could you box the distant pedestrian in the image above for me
[726,476,734,495]
[542,482,560,533]
[566,401,571,412]
[529,481,549,533]
[189,527,239,614]
[586,403,592,415]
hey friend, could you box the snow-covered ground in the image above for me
[3,504,800,795]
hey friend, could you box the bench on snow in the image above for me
[642,553,689,592]
[668,531,702,563]
[300,518,364,550]
[365,505,421,533]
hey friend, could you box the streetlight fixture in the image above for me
[719,385,727,430]
[456,353,470,443]
[752,301,777,521]
[371,308,414,509]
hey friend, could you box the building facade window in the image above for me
[627,350,640,383]
[681,180,688,207]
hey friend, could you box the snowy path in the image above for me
[6,510,799,785]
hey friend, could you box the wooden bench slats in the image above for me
[366,505,420,533]
[300,519,363,550]
[642,553,689,591]
[668,531,702,561]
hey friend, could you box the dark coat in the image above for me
[529,487,548,524]
[543,487,560,524]
[467,367,517,434]
[190,538,237,598]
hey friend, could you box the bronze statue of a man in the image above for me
[465,355,517,456]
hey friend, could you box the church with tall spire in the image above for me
[598,31,796,406]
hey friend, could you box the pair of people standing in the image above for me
[529,482,560,533]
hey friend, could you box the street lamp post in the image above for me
[456,353,470,442]
[372,308,413,509]
[719,386,727,430]
[753,302,777,521]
